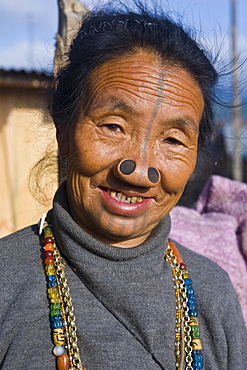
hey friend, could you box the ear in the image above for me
[56,128,69,157]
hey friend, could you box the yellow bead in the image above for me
[189,317,199,326]
[182,273,189,278]
[44,229,53,238]
[48,287,59,299]
[52,297,61,303]
[53,328,65,346]
[45,264,56,276]
[191,338,202,350]
[181,269,188,275]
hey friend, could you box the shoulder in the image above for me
[0,224,43,285]
[172,238,230,280]
[171,239,237,308]
[0,224,47,317]
[0,224,40,256]
[0,224,39,244]
[172,240,247,366]
[172,240,246,328]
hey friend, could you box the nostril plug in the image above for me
[148,167,160,184]
[119,160,136,175]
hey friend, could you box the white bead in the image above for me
[53,346,64,356]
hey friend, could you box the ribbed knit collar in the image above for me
[52,182,171,266]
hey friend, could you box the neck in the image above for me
[71,221,152,248]
[52,181,171,260]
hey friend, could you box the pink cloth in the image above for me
[170,175,247,326]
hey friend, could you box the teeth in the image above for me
[116,192,122,200]
[107,189,144,203]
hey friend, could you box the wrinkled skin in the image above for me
[57,50,204,247]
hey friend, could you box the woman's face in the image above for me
[59,51,204,247]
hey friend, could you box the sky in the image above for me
[1,0,247,73]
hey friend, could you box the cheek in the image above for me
[159,150,197,191]
[67,137,114,178]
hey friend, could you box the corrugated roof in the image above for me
[0,68,52,89]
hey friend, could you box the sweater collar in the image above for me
[52,182,171,263]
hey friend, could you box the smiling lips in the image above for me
[106,188,145,204]
[99,187,152,218]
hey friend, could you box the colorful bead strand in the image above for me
[42,225,69,370]
[166,241,204,370]
[41,211,84,370]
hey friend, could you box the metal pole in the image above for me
[231,0,243,181]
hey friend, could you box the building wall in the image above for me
[0,85,58,237]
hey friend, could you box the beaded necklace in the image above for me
[40,210,204,370]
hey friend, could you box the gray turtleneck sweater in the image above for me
[1,183,247,369]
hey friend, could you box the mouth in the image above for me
[106,188,145,204]
[99,186,153,217]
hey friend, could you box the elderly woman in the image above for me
[1,4,247,370]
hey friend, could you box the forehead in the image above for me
[85,50,204,121]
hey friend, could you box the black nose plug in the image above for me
[119,160,160,184]
[148,167,160,184]
[119,160,136,175]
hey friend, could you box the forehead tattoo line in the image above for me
[141,71,165,161]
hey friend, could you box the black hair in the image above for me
[51,3,218,151]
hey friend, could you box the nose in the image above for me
[114,159,160,187]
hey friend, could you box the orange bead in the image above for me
[44,243,55,252]
[57,354,69,370]
[168,240,184,264]
[44,256,55,265]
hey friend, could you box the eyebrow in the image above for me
[167,118,199,133]
[110,100,139,115]
[86,96,138,117]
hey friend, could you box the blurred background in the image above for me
[0,0,247,236]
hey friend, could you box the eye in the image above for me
[103,124,122,132]
[165,137,182,145]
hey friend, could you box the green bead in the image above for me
[44,226,51,231]
[190,325,200,338]
[46,210,53,225]
[50,303,61,317]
